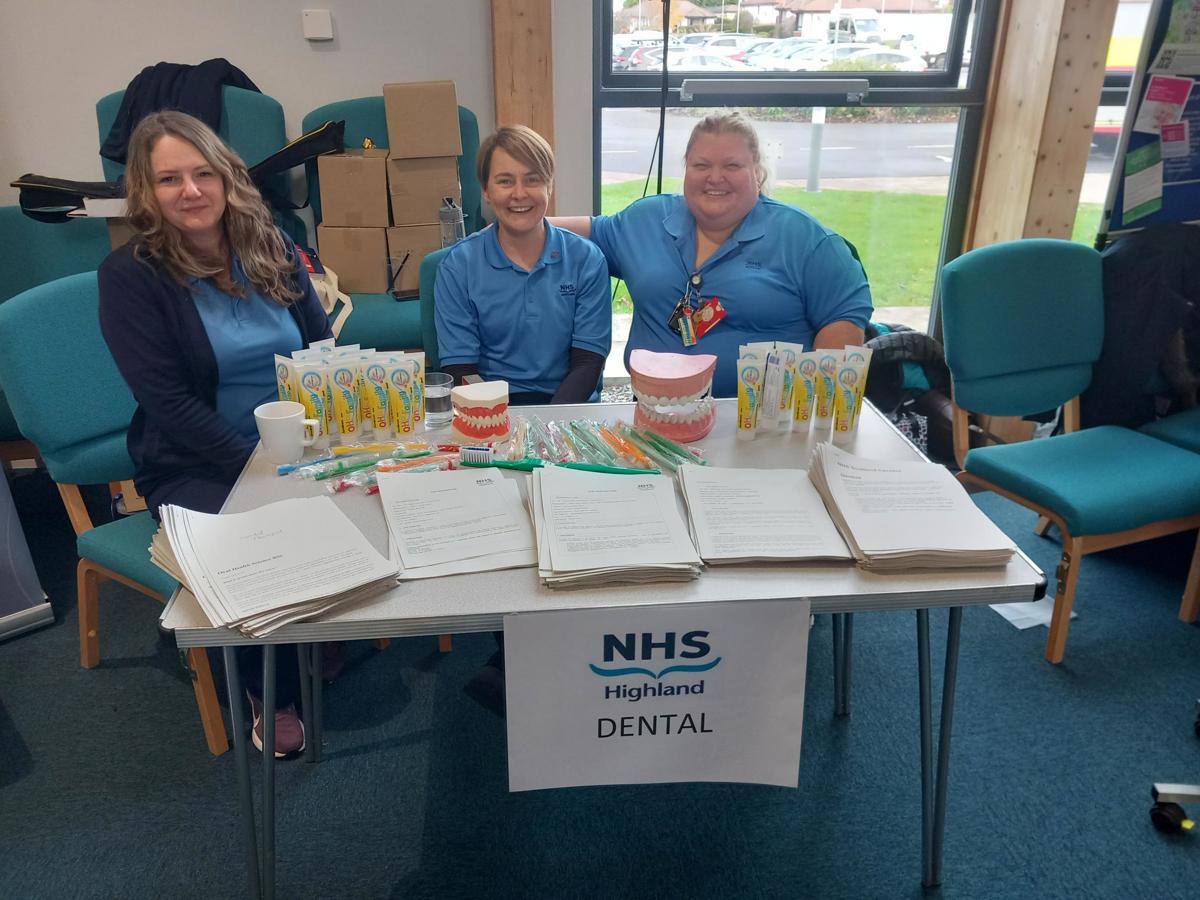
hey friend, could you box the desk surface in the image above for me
[162,400,1045,647]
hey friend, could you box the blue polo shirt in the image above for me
[190,257,303,439]
[435,222,612,396]
[591,194,872,397]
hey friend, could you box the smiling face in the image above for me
[150,134,227,247]
[683,130,761,236]
[483,147,551,240]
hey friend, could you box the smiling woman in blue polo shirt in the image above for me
[435,125,611,404]
[555,111,873,397]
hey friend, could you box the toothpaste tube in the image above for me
[328,357,363,443]
[832,358,869,444]
[813,350,842,431]
[758,350,784,430]
[793,351,820,427]
[361,355,390,437]
[385,355,417,435]
[395,351,426,426]
[736,356,765,441]
[843,345,874,420]
[274,354,300,402]
[774,342,804,432]
[295,360,331,449]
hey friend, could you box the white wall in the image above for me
[0,0,595,212]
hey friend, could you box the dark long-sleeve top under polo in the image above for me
[98,236,332,506]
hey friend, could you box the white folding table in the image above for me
[162,399,1045,899]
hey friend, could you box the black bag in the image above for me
[10,120,345,224]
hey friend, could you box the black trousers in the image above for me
[150,472,302,707]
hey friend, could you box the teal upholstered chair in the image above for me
[96,85,302,243]
[0,206,113,465]
[301,98,483,351]
[940,238,1200,663]
[1140,406,1200,454]
[419,246,455,369]
[0,273,228,755]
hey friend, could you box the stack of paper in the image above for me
[677,464,852,564]
[808,443,1016,570]
[530,465,702,587]
[155,496,399,636]
[375,468,537,579]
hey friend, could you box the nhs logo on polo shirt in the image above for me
[558,282,577,296]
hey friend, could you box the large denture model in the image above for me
[449,380,511,443]
[629,349,717,443]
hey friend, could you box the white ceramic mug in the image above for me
[254,400,320,464]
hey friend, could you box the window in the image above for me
[595,0,996,336]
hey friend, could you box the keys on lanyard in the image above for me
[667,272,725,348]
[667,273,704,347]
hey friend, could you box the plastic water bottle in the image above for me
[439,197,465,247]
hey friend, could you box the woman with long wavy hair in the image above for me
[99,110,332,758]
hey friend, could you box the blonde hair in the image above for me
[684,112,768,191]
[477,125,555,188]
[124,111,301,305]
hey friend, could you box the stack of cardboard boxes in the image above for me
[316,80,463,296]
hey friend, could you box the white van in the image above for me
[828,11,883,44]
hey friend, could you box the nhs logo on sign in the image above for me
[589,631,722,680]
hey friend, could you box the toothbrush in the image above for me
[556,462,661,475]
[459,446,544,471]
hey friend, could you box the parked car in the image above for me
[679,33,714,47]
[745,38,824,69]
[835,48,928,72]
[729,39,779,63]
[700,34,766,57]
[637,48,754,72]
[774,42,875,72]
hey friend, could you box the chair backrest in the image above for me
[0,206,112,304]
[301,99,483,234]
[940,238,1104,417]
[419,246,455,369]
[97,85,289,182]
[0,273,136,484]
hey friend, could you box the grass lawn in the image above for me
[601,178,1104,313]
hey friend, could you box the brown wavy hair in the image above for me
[123,111,301,305]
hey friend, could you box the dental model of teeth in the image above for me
[448,380,511,443]
[628,349,717,443]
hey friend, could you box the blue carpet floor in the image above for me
[1,467,1197,899]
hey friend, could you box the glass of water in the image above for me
[424,372,454,429]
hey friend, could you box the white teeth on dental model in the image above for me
[632,383,713,406]
[456,411,508,428]
[636,397,715,424]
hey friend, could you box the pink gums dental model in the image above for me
[448,381,511,443]
[629,349,717,443]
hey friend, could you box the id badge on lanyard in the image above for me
[667,272,726,348]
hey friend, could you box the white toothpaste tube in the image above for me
[832,358,869,444]
[274,354,300,403]
[793,351,821,428]
[758,350,784,430]
[294,360,331,449]
[813,350,842,431]
[843,345,874,420]
[360,353,390,436]
[774,342,804,432]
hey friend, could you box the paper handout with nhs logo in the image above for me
[504,599,809,791]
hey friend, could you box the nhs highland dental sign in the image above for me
[505,600,810,791]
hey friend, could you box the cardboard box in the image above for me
[387,156,461,226]
[317,149,390,227]
[383,80,462,159]
[387,224,442,296]
[317,226,391,293]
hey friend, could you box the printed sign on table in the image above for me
[505,599,810,792]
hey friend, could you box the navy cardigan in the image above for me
[98,237,333,506]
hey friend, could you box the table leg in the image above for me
[832,613,855,716]
[311,643,324,764]
[298,643,314,764]
[916,606,963,888]
[222,647,261,900]
[262,645,276,900]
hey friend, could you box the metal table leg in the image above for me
[222,647,261,900]
[262,645,276,900]
[916,606,963,888]
[832,612,855,717]
[298,643,314,764]
[310,643,324,764]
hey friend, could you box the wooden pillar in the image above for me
[491,0,556,213]
[965,0,1118,248]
